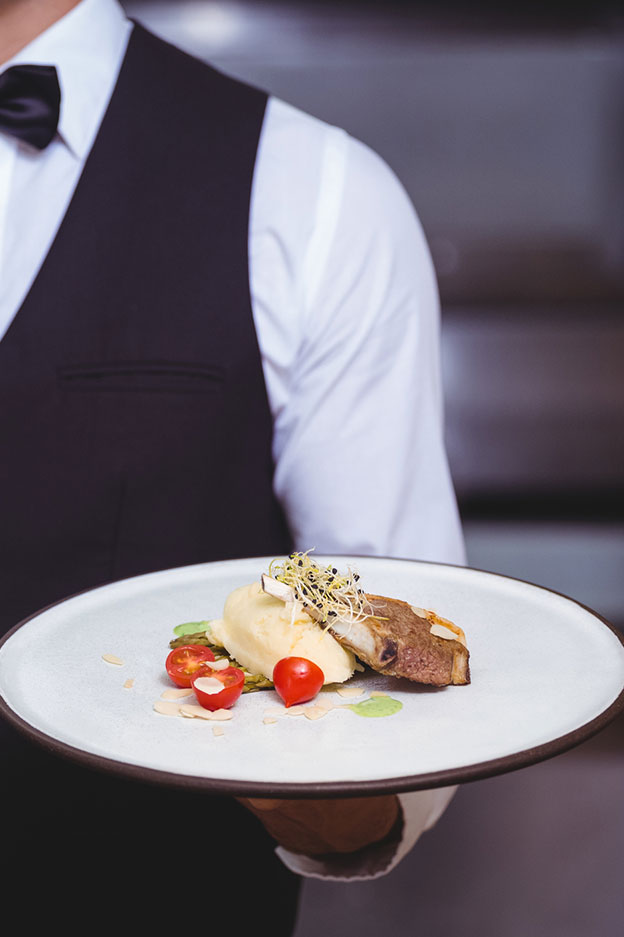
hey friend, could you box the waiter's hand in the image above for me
[237,794,400,856]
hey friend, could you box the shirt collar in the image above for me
[6,0,132,159]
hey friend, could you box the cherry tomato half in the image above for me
[272,657,324,708]
[165,645,216,688]
[192,666,245,711]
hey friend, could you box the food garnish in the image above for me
[153,700,182,716]
[173,621,211,637]
[165,645,216,688]
[191,666,245,711]
[180,703,233,721]
[272,656,325,708]
[345,696,403,718]
[161,687,194,700]
[336,686,365,698]
[266,551,376,627]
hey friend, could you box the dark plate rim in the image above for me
[1,555,623,799]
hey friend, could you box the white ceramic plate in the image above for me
[1,555,623,796]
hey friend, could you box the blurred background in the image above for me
[123,2,623,934]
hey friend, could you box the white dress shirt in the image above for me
[0,0,465,880]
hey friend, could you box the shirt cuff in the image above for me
[274,786,457,881]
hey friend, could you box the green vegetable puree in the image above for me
[173,620,211,637]
[347,696,403,718]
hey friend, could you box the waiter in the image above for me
[0,0,465,931]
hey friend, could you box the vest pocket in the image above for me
[57,361,224,394]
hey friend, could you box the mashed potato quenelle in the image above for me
[208,581,356,683]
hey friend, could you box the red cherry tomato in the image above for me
[272,657,324,708]
[192,666,245,711]
[165,645,216,688]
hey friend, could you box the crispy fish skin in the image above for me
[328,594,470,687]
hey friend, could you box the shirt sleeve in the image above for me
[252,98,465,566]
[275,787,458,881]
[249,97,466,879]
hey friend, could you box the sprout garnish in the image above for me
[268,550,376,628]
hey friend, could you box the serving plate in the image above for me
[1,555,623,797]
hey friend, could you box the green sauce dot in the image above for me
[347,696,403,718]
[173,620,211,637]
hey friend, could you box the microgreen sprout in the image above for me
[268,550,375,627]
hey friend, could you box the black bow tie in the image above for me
[0,63,61,150]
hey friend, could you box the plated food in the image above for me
[3,552,621,793]
[164,552,470,716]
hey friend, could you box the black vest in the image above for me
[0,24,292,636]
[0,26,299,931]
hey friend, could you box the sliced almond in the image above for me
[430,622,460,642]
[153,700,181,716]
[336,686,365,698]
[369,690,389,698]
[212,726,225,737]
[263,717,278,725]
[203,658,230,671]
[304,706,327,720]
[102,654,124,666]
[412,606,467,647]
[193,676,226,695]
[161,688,194,700]
[180,703,214,720]
[285,706,305,716]
[123,678,134,689]
[210,709,233,721]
